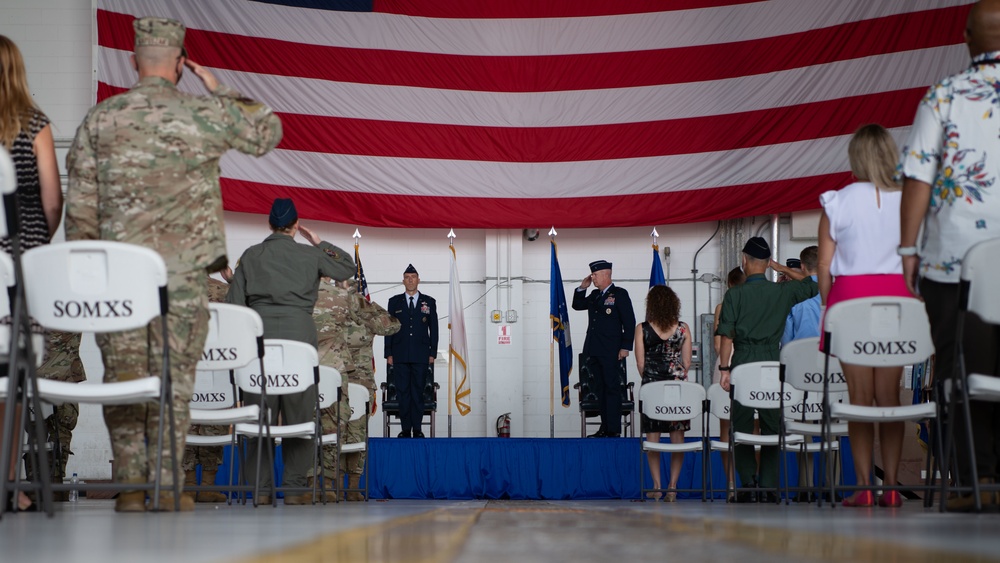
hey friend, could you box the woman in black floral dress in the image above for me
[0,35,61,513]
[634,285,691,501]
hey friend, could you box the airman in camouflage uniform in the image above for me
[26,330,84,498]
[65,16,282,512]
[180,275,231,502]
[312,280,399,500]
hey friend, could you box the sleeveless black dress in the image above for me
[640,321,691,433]
[1,110,53,254]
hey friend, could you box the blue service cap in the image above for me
[589,260,612,273]
[743,236,771,259]
[269,198,297,228]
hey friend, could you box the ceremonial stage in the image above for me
[215,437,858,500]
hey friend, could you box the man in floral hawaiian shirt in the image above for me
[899,0,1000,512]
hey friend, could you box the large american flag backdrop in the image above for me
[96,0,974,228]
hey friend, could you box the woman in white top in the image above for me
[818,124,911,508]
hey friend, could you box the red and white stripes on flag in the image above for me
[95,0,974,228]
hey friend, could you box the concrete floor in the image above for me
[0,498,997,563]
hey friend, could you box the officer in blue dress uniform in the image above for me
[572,260,636,437]
[385,264,438,437]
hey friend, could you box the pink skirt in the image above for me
[820,274,910,348]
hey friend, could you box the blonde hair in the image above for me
[0,35,39,150]
[848,123,901,192]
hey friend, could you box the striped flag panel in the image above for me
[95,0,974,228]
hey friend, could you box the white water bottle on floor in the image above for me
[68,473,79,502]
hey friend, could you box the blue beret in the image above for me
[589,260,612,273]
[269,198,298,228]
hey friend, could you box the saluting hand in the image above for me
[580,274,593,289]
[298,224,321,246]
[184,59,219,92]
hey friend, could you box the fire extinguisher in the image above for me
[496,413,511,438]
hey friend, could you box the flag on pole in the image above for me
[354,240,376,412]
[650,245,666,288]
[354,243,370,301]
[449,244,471,416]
[550,241,573,407]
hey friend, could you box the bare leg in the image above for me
[667,429,686,491]
[0,404,32,510]
[844,363,875,502]
[874,367,904,487]
[719,419,734,498]
[645,431,662,498]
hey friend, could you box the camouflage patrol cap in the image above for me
[133,17,186,50]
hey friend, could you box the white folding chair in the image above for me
[233,339,321,506]
[187,369,259,504]
[313,366,352,503]
[706,383,734,502]
[0,252,44,398]
[638,380,707,501]
[338,382,371,501]
[729,361,804,503]
[19,241,179,511]
[946,237,1000,511]
[823,296,937,506]
[780,337,849,506]
[0,287,45,519]
[188,303,266,503]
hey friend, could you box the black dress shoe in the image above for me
[762,492,779,504]
[413,431,425,438]
[735,491,759,504]
[397,431,411,438]
[587,430,607,438]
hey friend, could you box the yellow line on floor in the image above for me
[234,507,483,563]
[646,511,991,563]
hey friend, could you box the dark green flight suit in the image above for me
[226,233,355,492]
[715,273,817,489]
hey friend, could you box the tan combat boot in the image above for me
[946,477,1000,512]
[114,490,147,513]
[346,474,364,501]
[182,470,198,503]
[305,476,338,503]
[153,492,195,512]
[195,470,228,503]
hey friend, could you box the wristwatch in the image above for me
[896,246,918,256]
[718,365,731,371]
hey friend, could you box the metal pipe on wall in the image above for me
[770,214,779,282]
[690,221,721,382]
